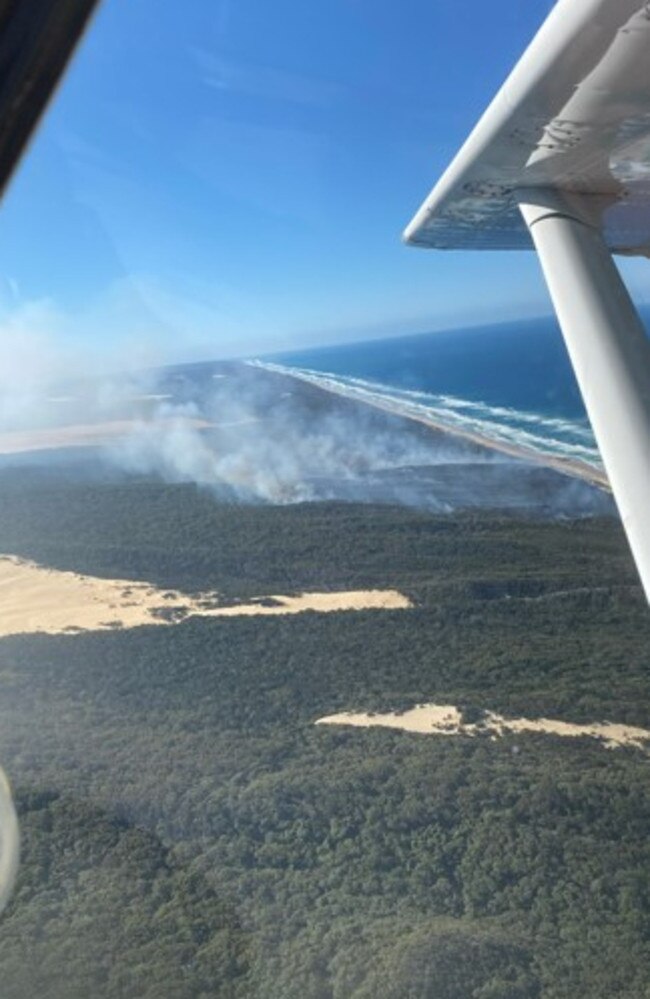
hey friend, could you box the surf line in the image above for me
[248,360,607,491]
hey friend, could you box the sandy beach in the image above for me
[315,702,650,751]
[0,555,411,636]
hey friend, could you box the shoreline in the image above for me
[0,362,608,495]
[258,363,609,492]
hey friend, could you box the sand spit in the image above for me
[0,555,411,637]
[0,418,214,455]
[315,703,650,751]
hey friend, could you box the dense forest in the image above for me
[0,467,649,996]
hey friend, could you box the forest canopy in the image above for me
[0,468,648,997]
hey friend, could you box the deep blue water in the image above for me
[272,316,585,419]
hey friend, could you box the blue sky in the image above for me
[0,0,647,364]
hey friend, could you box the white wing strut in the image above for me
[404,0,650,600]
[519,192,650,599]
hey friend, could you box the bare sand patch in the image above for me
[0,555,411,637]
[315,703,650,751]
[208,590,411,616]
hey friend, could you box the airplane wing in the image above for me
[403,0,650,256]
[404,0,650,602]
[0,767,18,915]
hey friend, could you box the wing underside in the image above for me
[404,0,650,256]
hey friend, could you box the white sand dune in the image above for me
[315,703,650,751]
[206,590,411,617]
[0,555,411,637]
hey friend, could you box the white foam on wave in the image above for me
[250,360,601,471]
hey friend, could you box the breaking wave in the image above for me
[250,360,601,472]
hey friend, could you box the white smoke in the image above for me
[107,378,462,505]
[0,297,166,434]
[0,317,612,516]
[102,365,612,516]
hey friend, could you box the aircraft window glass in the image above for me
[0,1,649,996]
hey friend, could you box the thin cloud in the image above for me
[194,49,345,109]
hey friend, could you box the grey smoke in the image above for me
[105,365,613,517]
[0,333,613,517]
[108,383,459,505]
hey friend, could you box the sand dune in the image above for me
[315,703,650,751]
[206,590,411,616]
[0,555,411,637]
